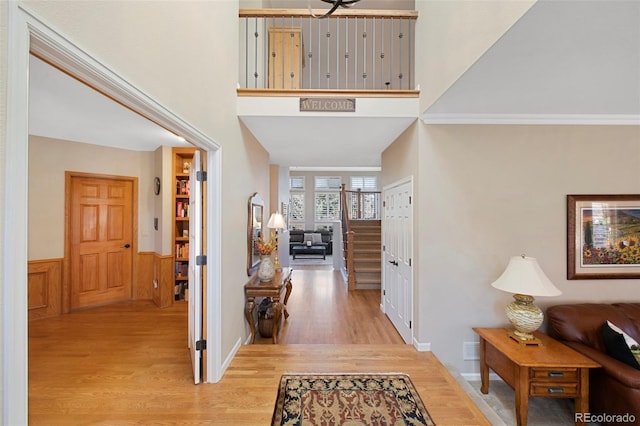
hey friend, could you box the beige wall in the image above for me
[397,123,640,374]
[417,0,535,111]
[0,0,8,419]
[28,136,157,259]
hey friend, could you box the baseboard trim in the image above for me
[219,337,243,381]
[461,372,502,382]
[413,340,431,351]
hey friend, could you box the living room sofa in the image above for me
[289,229,333,255]
[547,303,640,423]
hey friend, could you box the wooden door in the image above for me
[382,178,413,343]
[269,26,302,89]
[69,174,134,310]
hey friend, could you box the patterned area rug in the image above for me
[271,373,435,425]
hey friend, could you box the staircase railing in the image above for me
[239,8,418,91]
[340,184,356,289]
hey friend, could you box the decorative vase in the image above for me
[257,254,275,282]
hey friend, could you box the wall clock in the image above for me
[154,177,161,195]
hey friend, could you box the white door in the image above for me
[188,150,204,384]
[382,178,413,343]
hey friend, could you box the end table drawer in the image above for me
[530,382,578,397]
[530,368,578,381]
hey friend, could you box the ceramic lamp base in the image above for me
[505,293,544,346]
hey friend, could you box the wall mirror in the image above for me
[247,192,264,276]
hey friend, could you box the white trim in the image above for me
[204,148,223,383]
[461,372,502,382]
[221,337,243,376]
[413,340,431,352]
[421,113,640,126]
[4,3,31,424]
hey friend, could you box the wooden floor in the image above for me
[29,265,489,425]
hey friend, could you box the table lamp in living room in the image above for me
[267,212,286,271]
[490,254,562,346]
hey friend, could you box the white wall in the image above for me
[415,124,640,374]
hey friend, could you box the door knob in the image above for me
[123,244,131,249]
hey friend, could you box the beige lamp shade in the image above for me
[267,212,286,230]
[491,255,561,297]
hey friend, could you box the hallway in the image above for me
[253,266,404,344]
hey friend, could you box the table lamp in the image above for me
[490,254,561,345]
[267,212,286,271]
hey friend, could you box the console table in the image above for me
[244,267,292,344]
[473,327,601,426]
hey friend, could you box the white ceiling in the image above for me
[29,55,190,151]
[423,0,640,121]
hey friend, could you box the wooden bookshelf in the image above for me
[173,147,195,302]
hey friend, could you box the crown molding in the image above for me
[420,113,640,126]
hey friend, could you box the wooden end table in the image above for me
[244,267,292,344]
[473,327,601,426]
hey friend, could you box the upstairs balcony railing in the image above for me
[239,9,417,92]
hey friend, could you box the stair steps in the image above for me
[349,220,382,290]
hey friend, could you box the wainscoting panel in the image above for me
[137,252,155,300]
[28,259,62,321]
[153,254,175,309]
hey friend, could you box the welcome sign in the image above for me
[299,97,356,112]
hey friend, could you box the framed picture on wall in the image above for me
[567,194,640,279]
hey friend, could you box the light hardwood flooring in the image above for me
[29,266,490,425]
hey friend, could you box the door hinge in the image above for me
[196,171,207,181]
[409,321,412,329]
[196,340,207,351]
[409,196,412,204]
[383,244,385,251]
[383,200,386,207]
[383,289,386,296]
[196,255,207,266]
[409,258,412,267]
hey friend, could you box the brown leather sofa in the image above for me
[547,303,640,423]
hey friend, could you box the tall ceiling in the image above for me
[28,0,639,167]
[423,0,640,122]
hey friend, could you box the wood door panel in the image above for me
[107,205,125,240]
[107,251,126,289]
[80,204,99,241]
[70,175,133,310]
[79,253,99,292]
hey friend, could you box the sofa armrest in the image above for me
[564,341,640,388]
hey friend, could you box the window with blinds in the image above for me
[290,176,305,190]
[289,193,305,223]
[350,176,377,191]
[315,192,340,221]
[315,176,341,191]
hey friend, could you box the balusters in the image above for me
[239,11,415,91]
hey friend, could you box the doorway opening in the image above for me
[5,6,223,422]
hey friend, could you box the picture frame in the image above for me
[567,194,640,279]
